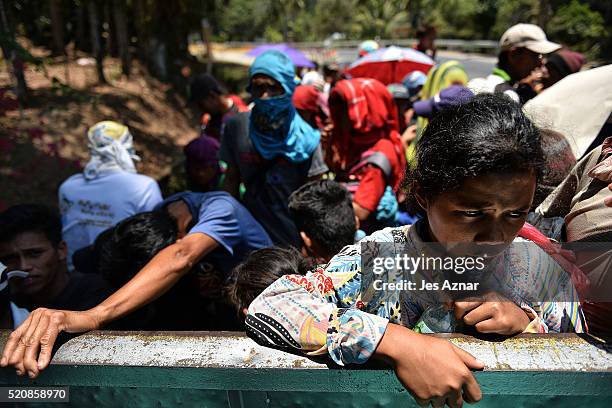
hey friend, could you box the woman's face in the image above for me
[418,171,536,254]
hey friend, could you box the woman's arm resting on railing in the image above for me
[245,269,388,364]
[375,324,484,407]
[246,271,484,406]
[0,232,219,379]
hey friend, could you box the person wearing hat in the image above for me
[220,50,328,247]
[412,85,474,119]
[399,85,474,154]
[292,84,329,130]
[387,83,412,133]
[468,23,561,104]
[402,71,427,101]
[541,49,586,89]
[183,135,223,192]
[358,40,379,58]
[189,73,248,140]
[58,121,162,269]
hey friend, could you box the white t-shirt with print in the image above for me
[59,170,162,269]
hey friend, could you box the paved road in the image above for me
[211,45,497,81]
[335,48,496,80]
[436,50,496,79]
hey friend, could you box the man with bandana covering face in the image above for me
[220,50,328,247]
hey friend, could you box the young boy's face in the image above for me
[419,171,535,256]
[0,231,66,298]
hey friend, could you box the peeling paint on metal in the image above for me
[7,331,605,372]
[1,331,611,403]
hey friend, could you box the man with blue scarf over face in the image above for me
[220,51,328,247]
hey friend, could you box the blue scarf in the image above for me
[248,50,320,163]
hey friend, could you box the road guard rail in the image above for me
[1,331,611,407]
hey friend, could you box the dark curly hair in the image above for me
[404,93,545,214]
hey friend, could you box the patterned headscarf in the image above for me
[83,121,140,180]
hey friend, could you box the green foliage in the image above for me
[311,0,360,40]
[216,0,276,41]
[491,0,536,38]
[433,0,495,39]
[547,0,607,56]
[5,0,611,64]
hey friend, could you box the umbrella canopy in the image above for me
[347,46,435,85]
[247,44,315,68]
[524,64,612,158]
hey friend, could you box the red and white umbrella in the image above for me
[346,46,435,85]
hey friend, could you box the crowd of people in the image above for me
[1,22,611,407]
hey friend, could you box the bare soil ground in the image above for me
[0,43,199,210]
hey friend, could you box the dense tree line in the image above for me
[0,0,610,103]
[213,0,609,57]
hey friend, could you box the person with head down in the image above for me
[58,121,162,270]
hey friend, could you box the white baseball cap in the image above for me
[499,24,561,54]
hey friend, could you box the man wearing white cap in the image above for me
[468,23,561,104]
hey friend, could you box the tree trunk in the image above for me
[104,0,115,56]
[0,0,28,103]
[537,0,550,31]
[88,0,107,84]
[75,2,86,51]
[49,0,64,55]
[134,0,150,65]
[113,0,130,77]
[201,18,213,74]
[150,0,187,81]
[408,0,422,31]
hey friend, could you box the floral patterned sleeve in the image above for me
[245,244,390,366]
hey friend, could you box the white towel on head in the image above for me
[83,121,141,180]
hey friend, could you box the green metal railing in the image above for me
[1,331,611,407]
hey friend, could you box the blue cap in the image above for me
[402,71,427,97]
